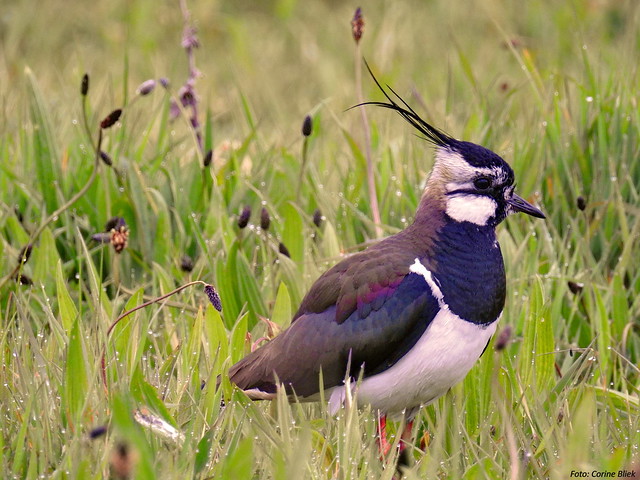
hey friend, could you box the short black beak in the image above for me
[508,193,545,219]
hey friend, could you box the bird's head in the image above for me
[358,64,545,227]
[427,140,544,226]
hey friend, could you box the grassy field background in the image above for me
[1,0,639,478]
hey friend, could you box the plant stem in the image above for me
[100,279,209,391]
[105,280,207,337]
[296,136,310,202]
[354,50,382,238]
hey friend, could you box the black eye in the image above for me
[473,177,492,190]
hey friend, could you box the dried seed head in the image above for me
[351,7,364,44]
[312,208,323,228]
[204,284,222,312]
[105,217,126,232]
[15,273,33,286]
[203,149,213,167]
[237,206,251,229]
[567,281,584,295]
[302,115,313,137]
[89,425,108,439]
[100,109,122,129]
[99,151,113,166]
[179,85,196,108]
[278,242,291,258]
[576,196,586,211]
[18,244,33,265]
[110,226,129,254]
[494,325,512,351]
[180,255,194,272]
[136,79,157,96]
[81,73,90,96]
[102,217,129,253]
[260,207,271,231]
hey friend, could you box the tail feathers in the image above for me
[228,349,279,398]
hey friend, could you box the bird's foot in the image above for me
[377,416,414,460]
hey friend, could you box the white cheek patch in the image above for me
[446,194,497,226]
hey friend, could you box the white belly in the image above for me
[329,309,497,417]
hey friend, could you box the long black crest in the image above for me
[352,61,455,148]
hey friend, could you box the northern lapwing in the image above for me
[228,69,545,456]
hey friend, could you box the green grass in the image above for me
[1,0,639,478]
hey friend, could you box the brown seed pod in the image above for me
[81,73,90,96]
[260,207,271,231]
[100,109,122,129]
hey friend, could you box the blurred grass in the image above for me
[1,0,639,478]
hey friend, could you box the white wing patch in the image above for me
[409,258,446,309]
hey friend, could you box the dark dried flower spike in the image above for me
[15,273,33,286]
[576,196,586,211]
[100,109,122,129]
[99,151,113,166]
[203,149,213,167]
[81,73,90,96]
[260,207,271,231]
[312,208,323,228]
[567,281,584,295]
[278,242,291,258]
[237,206,251,229]
[105,217,126,232]
[351,7,364,44]
[18,244,33,265]
[204,284,222,312]
[302,115,313,137]
[180,255,194,272]
[89,425,108,439]
[494,325,512,351]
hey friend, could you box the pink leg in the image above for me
[399,420,414,453]
[376,415,392,457]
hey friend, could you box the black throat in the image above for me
[429,221,506,325]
